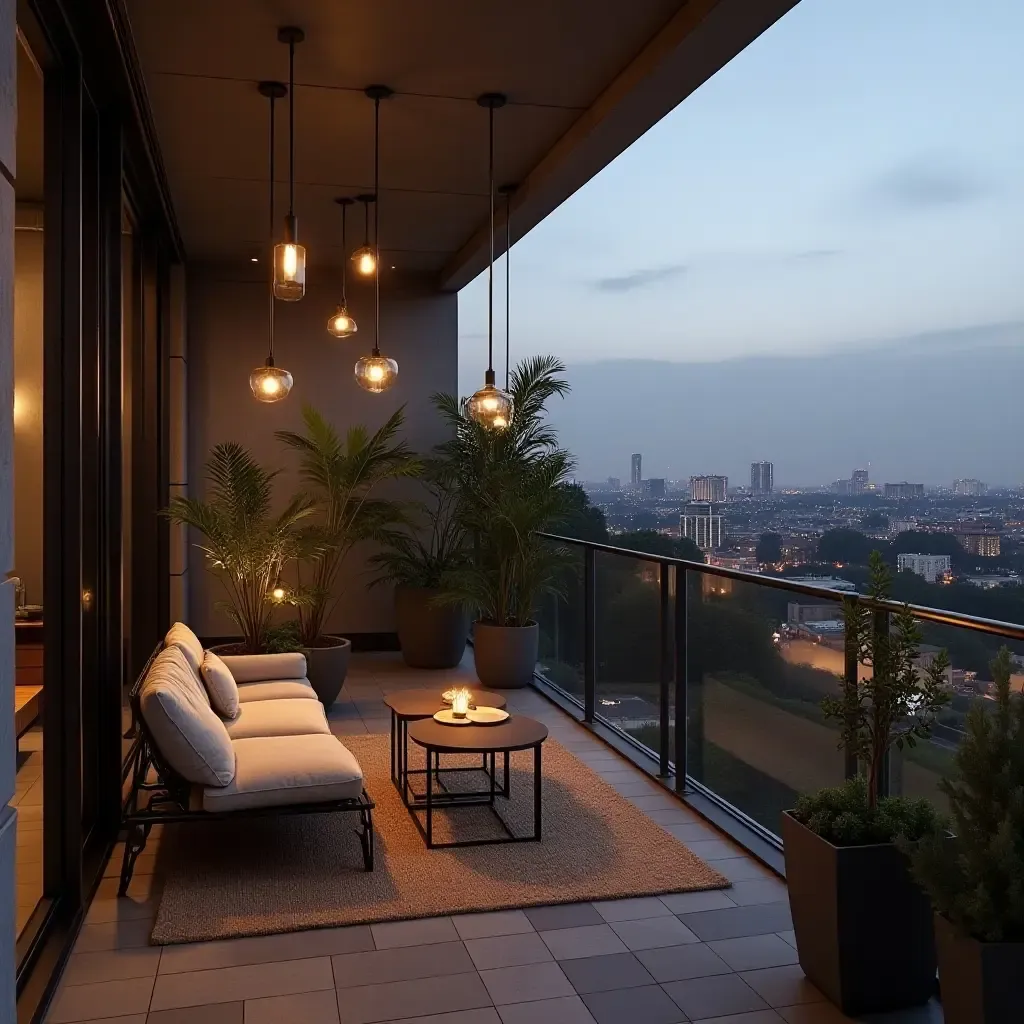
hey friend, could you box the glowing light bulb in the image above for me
[467,382,513,430]
[354,354,398,393]
[270,585,287,603]
[327,305,358,338]
[368,364,384,382]
[352,246,377,277]
[273,240,306,300]
[283,244,297,277]
[249,364,293,403]
[262,376,280,395]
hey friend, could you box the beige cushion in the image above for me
[237,679,318,703]
[224,698,330,740]
[164,622,205,676]
[140,647,235,787]
[202,734,362,812]
[219,652,307,683]
[200,650,241,719]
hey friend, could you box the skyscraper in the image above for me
[690,475,728,502]
[681,502,724,551]
[953,478,986,497]
[645,478,666,498]
[750,462,773,496]
[630,454,642,489]
[851,468,869,495]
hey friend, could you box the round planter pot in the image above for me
[472,621,539,689]
[207,642,251,657]
[395,586,469,670]
[302,636,351,707]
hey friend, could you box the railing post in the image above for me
[658,562,671,777]
[674,565,687,794]
[583,546,596,724]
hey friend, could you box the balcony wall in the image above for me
[185,263,457,638]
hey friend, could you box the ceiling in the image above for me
[125,0,797,289]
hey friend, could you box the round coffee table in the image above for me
[383,689,507,806]
[406,715,549,849]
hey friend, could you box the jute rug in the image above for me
[150,734,728,944]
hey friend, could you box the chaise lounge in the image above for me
[118,622,373,895]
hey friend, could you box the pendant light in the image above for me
[355,85,398,393]
[272,26,306,301]
[327,197,358,337]
[467,94,513,430]
[250,81,293,402]
[351,194,378,278]
[499,183,517,390]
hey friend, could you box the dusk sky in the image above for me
[457,0,1023,482]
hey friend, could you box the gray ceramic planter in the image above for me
[472,621,539,689]
[303,635,351,707]
[395,586,469,669]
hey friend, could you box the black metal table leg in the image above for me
[425,745,434,848]
[534,742,543,841]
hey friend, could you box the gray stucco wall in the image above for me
[185,263,458,638]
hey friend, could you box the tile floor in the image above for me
[14,725,44,936]
[45,654,944,1023]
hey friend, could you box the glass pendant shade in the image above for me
[327,305,358,337]
[467,381,514,430]
[354,354,398,393]
[351,245,377,277]
[249,362,293,402]
[273,240,306,300]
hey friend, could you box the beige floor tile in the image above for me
[148,1006,243,1023]
[159,925,373,974]
[496,995,597,1023]
[594,897,674,922]
[149,956,334,1011]
[479,960,574,1005]
[370,916,458,949]
[465,931,553,970]
[73,919,153,953]
[452,910,534,940]
[332,941,474,988]
[334,971,491,1024]
[62,946,161,986]
[244,988,340,1023]
[47,976,155,1023]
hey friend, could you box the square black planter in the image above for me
[781,810,936,1015]
[935,913,1024,1024]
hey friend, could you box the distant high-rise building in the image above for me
[884,482,925,500]
[681,502,724,551]
[750,462,774,496]
[645,478,666,499]
[954,478,986,497]
[851,469,869,495]
[607,477,621,491]
[832,478,853,496]
[897,553,951,583]
[630,454,642,489]
[690,475,728,503]
[957,531,1001,557]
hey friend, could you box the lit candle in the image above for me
[451,687,471,719]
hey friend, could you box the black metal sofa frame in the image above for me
[118,643,374,896]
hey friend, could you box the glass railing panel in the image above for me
[594,550,670,763]
[535,540,585,705]
[685,572,847,837]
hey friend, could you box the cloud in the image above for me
[866,157,987,209]
[593,264,686,293]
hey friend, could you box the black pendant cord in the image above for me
[504,190,510,389]
[268,92,276,363]
[487,103,495,377]
[340,203,348,305]
[363,201,370,249]
[287,39,295,220]
[373,96,381,357]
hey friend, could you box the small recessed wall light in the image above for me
[250,257,259,263]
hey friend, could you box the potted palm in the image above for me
[782,551,950,1015]
[370,460,470,669]
[164,442,313,653]
[276,404,417,705]
[435,355,575,689]
[906,647,1024,1024]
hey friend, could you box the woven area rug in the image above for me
[150,734,728,944]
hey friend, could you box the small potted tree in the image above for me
[370,460,470,669]
[435,356,575,688]
[165,442,313,653]
[782,551,950,1015]
[276,404,417,705]
[906,647,1024,1023]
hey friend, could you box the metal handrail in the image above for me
[537,531,1024,642]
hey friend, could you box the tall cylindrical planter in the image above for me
[303,636,351,707]
[473,621,539,689]
[395,586,469,670]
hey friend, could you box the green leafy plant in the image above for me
[794,776,943,846]
[369,459,467,589]
[906,647,1024,941]
[822,550,951,810]
[164,443,314,653]
[276,404,419,647]
[434,355,576,626]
